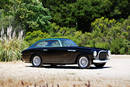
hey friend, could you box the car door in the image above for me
[59,47,78,63]
[43,47,78,63]
[34,40,63,63]
[39,39,64,63]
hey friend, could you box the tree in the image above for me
[108,0,129,19]
[42,0,129,32]
[0,0,19,30]
[15,0,51,32]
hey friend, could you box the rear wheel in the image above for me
[32,55,42,67]
[77,56,91,69]
[94,63,106,68]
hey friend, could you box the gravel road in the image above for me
[0,55,130,87]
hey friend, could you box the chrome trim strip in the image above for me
[67,50,76,52]
[95,50,107,60]
[43,49,48,51]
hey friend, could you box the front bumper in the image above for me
[93,59,109,63]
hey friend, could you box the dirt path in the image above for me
[0,55,130,87]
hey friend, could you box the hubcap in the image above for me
[33,56,41,66]
[79,57,88,68]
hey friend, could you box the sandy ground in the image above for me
[0,55,130,87]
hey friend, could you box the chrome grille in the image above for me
[99,52,107,60]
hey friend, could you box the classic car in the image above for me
[22,38,111,69]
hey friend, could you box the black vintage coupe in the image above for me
[22,38,110,69]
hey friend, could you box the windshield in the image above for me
[61,39,78,47]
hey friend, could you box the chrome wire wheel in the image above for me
[32,56,42,67]
[78,56,91,69]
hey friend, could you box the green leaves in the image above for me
[15,0,51,32]
[91,17,130,54]
[0,0,51,32]
[25,30,51,46]
[43,0,129,32]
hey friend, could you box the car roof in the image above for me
[28,38,76,48]
[38,38,70,42]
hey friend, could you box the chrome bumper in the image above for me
[93,60,108,63]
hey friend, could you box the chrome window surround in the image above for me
[58,40,62,47]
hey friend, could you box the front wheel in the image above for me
[77,56,91,69]
[94,63,106,68]
[32,55,42,67]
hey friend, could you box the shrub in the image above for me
[25,30,51,46]
[91,17,130,54]
[0,26,28,61]
[25,23,85,46]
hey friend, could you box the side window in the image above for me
[51,40,60,47]
[35,40,61,47]
[35,41,48,47]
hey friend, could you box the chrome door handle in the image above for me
[43,49,48,51]
[67,50,76,52]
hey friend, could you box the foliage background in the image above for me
[0,0,129,61]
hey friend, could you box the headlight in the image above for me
[93,51,97,57]
[108,50,111,56]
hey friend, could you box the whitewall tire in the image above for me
[78,56,91,69]
[32,55,42,67]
